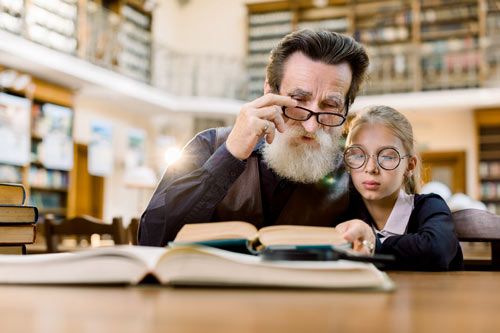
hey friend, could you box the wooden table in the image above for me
[0,271,499,333]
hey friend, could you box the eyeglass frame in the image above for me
[343,145,411,171]
[281,105,347,127]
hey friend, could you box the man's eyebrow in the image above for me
[287,88,311,97]
[325,94,345,104]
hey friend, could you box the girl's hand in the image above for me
[336,219,376,255]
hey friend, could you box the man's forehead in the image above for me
[281,53,352,96]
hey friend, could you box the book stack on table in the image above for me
[0,183,38,254]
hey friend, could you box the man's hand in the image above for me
[226,94,297,160]
[336,219,376,256]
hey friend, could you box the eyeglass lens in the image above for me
[344,147,401,170]
[282,106,345,126]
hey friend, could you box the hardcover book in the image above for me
[0,225,36,244]
[0,183,26,205]
[173,221,348,252]
[0,205,38,224]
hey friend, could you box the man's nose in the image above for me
[301,115,320,133]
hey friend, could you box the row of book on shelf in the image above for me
[0,183,38,255]
[480,182,500,200]
[479,161,500,178]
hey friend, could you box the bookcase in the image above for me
[0,0,152,84]
[353,0,415,94]
[81,0,152,83]
[246,0,500,96]
[484,0,500,87]
[247,2,293,100]
[0,69,75,220]
[419,0,480,91]
[476,109,500,215]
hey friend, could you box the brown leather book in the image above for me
[0,205,38,224]
[0,225,36,244]
[0,183,26,206]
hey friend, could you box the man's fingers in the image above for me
[251,93,297,109]
[253,105,285,134]
[264,120,276,144]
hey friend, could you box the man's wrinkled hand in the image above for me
[226,94,296,160]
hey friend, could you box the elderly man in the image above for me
[139,29,375,254]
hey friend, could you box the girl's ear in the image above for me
[406,156,417,176]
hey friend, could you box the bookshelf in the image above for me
[483,0,500,87]
[247,3,293,100]
[0,0,152,85]
[353,0,415,94]
[0,70,75,220]
[246,0,496,96]
[419,0,480,91]
[476,109,500,215]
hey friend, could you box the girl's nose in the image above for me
[364,155,379,174]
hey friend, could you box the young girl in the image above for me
[343,105,463,271]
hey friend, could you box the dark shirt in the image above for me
[139,128,296,246]
[346,191,464,271]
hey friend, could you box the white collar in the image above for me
[376,189,414,243]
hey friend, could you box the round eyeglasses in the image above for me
[344,146,410,171]
[281,105,346,127]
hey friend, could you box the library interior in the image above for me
[1,0,500,331]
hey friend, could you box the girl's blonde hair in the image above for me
[345,105,422,194]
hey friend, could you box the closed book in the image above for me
[0,205,38,224]
[0,245,394,290]
[0,183,26,205]
[0,245,26,255]
[0,225,36,244]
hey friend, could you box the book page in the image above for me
[174,221,258,242]
[0,245,167,285]
[258,225,347,247]
[155,245,393,290]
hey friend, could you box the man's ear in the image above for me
[264,79,273,94]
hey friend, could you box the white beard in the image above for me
[261,124,343,184]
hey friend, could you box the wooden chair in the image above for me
[452,209,500,271]
[44,214,126,253]
[127,217,140,245]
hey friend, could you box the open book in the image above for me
[173,221,348,253]
[0,245,394,290]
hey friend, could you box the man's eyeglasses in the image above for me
[281,105,346,127]
[344,146,410,171]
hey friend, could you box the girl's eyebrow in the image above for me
[349,145,401,153]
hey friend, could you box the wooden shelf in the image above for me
[420,0,478,9]
[421,28,479,40]
[38,207,67,215]
[30,186,68,193]
[480,198,500,203]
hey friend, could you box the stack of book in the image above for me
[0,183,38,254]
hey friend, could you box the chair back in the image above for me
[127,217,140,245]
[44,214,126,253]
[452,209,500,270]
